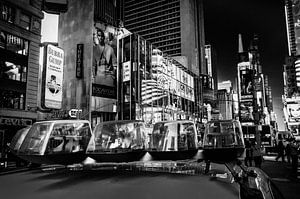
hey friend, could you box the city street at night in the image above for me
[1,0,300,199]
[0,158,299,199]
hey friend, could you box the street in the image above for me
[261,157,300,199]
[0,167,239,199]
[0,155,299,199]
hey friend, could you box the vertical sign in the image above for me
[122,61,131,82]
[76,44,83,78]
[42,44,64,109]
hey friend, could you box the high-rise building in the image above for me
[285,0,297,56]
[217,81,233,120]
[237,34,273,125]
[122,0,206,76]
[283,0,300,135]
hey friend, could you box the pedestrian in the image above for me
[285,139,292,164]
[290,138,299,173]
[244,139,253,167]
[252,141,263,168]
[275,139,285,162]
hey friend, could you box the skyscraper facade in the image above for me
[283,0,300,136]
[122,0,206,76]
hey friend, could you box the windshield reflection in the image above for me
[91,120,147,152]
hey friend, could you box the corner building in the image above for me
[0,0,43,157]
[57,0,204,128]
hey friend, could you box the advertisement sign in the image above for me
[240,68,254,100]
[92,23,117,98]
[287,102,300,122]
[42,44,64,109]
[92,84,117,99]
[253,75,263,91]
[240,100,254,122]
[122,61,131,82]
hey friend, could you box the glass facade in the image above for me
[118,33,201,127]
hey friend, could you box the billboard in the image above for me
[92,24,117,99]
[42,44,64,109]
[287,102,300,122]
[240,68,254,99]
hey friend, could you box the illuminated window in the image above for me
[0,2,15,23]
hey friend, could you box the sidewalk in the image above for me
[261,156,300,199]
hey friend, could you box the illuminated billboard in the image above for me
[287,102,300,122]
[240,100,254,122]
[42,44,64,109]
[240,68,254,99]
[238,62,254,123]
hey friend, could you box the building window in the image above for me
[19,12,31,30]
[0,2,15,23]
[0,60,27,82]
[1,31,29,56]
[0,90,25,110]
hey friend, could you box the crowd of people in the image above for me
[244,138,299,174]
[275,138,299,173]
[244,139,263,168]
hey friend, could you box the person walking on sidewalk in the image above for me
[285,140,292,164]
[244,139,253,167]
[275,139,285,162]
[252,141,263,168]
[290,138,299,173]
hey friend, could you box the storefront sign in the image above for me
[69,109,82,118]
[0,117,33,126]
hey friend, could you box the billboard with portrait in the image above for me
[92,24,117,99]
[287,102,300,122]
[240,100,254,122]
[240,68,254,100]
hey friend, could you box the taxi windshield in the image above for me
[93,121,147,151]
[19,123,52,155]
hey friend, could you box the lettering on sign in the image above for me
[92,84,116,99]
[0,117,33,126]
[76,44,83,78]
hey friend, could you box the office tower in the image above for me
[285,0,297,56]
[217,81,233,120]
[284,0,300,90]
[122,0,206,76]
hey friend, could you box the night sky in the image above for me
[203,0,287,129]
